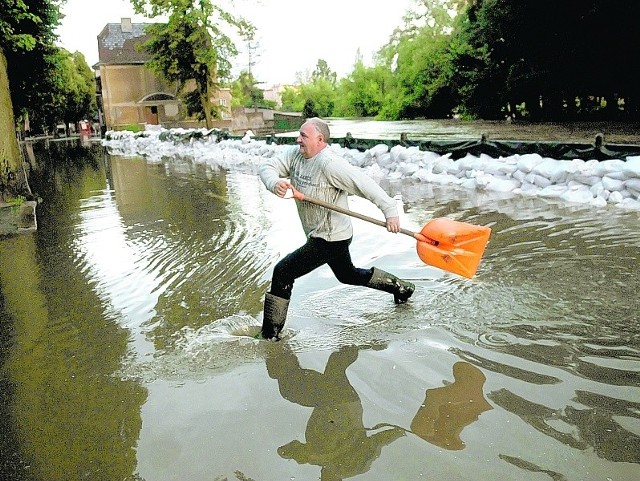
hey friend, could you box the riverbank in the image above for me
[449,119,640,145]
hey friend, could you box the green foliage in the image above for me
[229,70,267,108]
[61,51,97,126]
[281,86,304,112]
[311,59,337,86]
[6,194,25,206]
[1,0,61,58]
[1,0,94,138]
[10,46,64,131]
[298,78,336,117]
[334,62,392,118]
[0,0,58,194]
[281,59,337,117]
[2,1,96,134]
[302,99,318,119]
[448,0,640,120]
[11,47,97,134]
[281,3,467,120]
[121,124,145,133]
[276,75,331,116]
[0,0,45,52]
[377,0,463,119]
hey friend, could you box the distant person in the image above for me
[258,117,415,340]
[343,132,355,149]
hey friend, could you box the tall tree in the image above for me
[14,47,65,135]
[311,59,337,86]
[132,0,254,128]
[334,56,393,118]
[293,59,337,117]
[60,51,97,134]
[230,70,268,109]
[0,0,62,199]
[449,0,640,120]
[376,0,468,119]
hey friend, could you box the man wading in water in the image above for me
[258,117,415,340]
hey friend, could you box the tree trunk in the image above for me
[0,47,29,200]
[200,77,213,129]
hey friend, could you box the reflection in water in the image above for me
[489,388,640,463]
[266,346,494,480]
[266,344,405,480]
[0,141,147,481]
[105,156,272,353]
[498,454,567,481]
[410,361,492,450]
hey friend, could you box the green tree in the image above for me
[374,0,467,119]
[446,0,512,119]
[288,59,337,117]
[9,46,96,137]
[311,59,337,86]
[334,57,393,118]
[132,0,254,128]
[281,85,304,112]
[6,0,63,127]
[1,0,61,198]
[230,70,274,109]
[64,52,97,126]
[449,0,640,120]
[299,78,336,117]
[14,48,65,134]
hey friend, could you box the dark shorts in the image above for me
[270,236,373,299]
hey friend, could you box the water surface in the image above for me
[0,139,638,481]
[310,118,640,144]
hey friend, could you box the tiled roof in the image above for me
[97,22,154,65]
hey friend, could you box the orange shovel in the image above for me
[291,189,491,279]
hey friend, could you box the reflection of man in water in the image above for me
[410,361,493,450]
[266,345,404,481]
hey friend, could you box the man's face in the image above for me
[297,122,324,159]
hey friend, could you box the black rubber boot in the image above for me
[366,267,415,304]
[260,292,290,340]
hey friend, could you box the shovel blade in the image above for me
[416,218,492,278]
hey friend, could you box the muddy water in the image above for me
[0,141,639,481]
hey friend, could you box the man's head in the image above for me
[297,117,330,158]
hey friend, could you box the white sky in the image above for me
[55,0,415,86]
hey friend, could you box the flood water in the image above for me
[1,138,639,481]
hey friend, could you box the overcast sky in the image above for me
[55,0,415,86]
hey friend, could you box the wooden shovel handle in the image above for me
[290,188,437,245]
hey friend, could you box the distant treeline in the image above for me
[270,0,639,122]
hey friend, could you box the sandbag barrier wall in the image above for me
[263,133,640,162]
[113,128,640,161]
